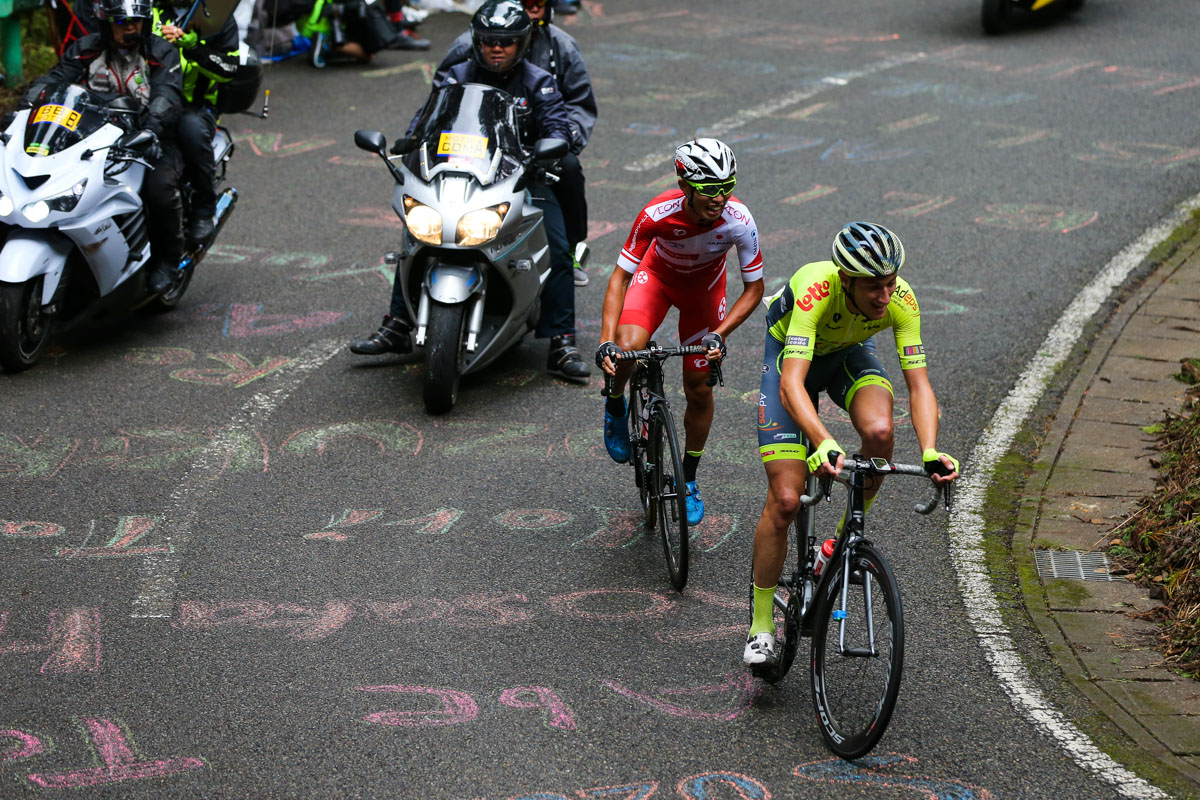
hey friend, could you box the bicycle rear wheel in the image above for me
[809,542,903,759]
[651,404,689,591]
[628,384,654,527]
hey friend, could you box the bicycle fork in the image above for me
[833,471,878,659]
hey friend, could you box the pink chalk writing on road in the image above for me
[0,729,44,762]
[2,520,63,537]
[358,685,479,727]
[26,717,204,788]
[170,353,295,388]
[0,607,100,674]
[225,303,349,338]
[499,687,577,731]
[599,672,761,722]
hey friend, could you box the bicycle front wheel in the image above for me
[651,404,689,591]
[809,542,903,759]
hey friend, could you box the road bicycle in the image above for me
[603,342,722,591]
[749,444,952,759]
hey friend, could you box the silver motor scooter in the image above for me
[355,83,568,414]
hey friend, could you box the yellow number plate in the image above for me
[436,132,488,159]
[32,104,82,131]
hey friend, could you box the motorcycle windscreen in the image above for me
[404,84,525,186]
[23,84,113,157]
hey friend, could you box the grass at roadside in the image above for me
[1112,361,1200,678]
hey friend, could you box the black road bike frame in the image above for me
[750,441,952,759]
[603,341,722,591]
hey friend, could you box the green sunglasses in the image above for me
[686,177,736,197]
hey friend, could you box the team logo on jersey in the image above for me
[674,229,687,237]
[718,297,727,321]
[797,280,831,312]
[635,271,649,284]
[786,335,810,347]
[903,345,925,357]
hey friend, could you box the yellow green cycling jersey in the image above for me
[764,260,927,370]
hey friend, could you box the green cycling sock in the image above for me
[750,584,777,636]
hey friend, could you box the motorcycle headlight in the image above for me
[457,203,509,247]
[21,180,87,222]
[48,180,87,212]
[22,200,49,223]
[403,195,442,246]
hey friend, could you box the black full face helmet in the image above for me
[97,0,153,47]
[470,0,533,74]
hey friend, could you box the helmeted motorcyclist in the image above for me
[153,0,240,244]
[28,0,185,295]
[434,0,596,286]
[348,0,591,382]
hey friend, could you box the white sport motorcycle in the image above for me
[0,82,237,372]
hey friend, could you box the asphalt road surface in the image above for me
[4,1,1200,797]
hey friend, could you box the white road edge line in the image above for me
[131,338,343,620]
[623,50,929,173]
[953,193,1200,800]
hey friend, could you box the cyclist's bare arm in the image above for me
[901,366,959,484]
[598,266,636,376]
[779,356,844,477]
[708,278,764,361]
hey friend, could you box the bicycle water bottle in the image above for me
[812,538,835,577]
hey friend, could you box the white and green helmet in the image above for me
[832,221,905,277]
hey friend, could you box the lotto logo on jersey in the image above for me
[718,297,727,321]
[796,280,831,312]
[635,271,649,285]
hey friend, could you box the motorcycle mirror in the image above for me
[354,129,387,155]
[532,137,569,161]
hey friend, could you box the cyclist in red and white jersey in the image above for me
[596,138,765,525]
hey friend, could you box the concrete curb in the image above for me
[1016,230,1200,792]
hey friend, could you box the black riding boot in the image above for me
[349,315,412,355]
[547,333,590,383]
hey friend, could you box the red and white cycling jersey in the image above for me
[616,189,764,289]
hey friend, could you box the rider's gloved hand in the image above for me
[922,448,959,478]
[595,340,620,369]
[700,331,726,361]
[176,29,199,48]
[806,438,843,474]
[140,130,162,162]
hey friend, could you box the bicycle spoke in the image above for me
[653,406,689,591]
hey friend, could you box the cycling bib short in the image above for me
[756,260,926,463]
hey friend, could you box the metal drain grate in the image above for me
[1033,549,1116,581]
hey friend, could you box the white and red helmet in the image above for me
[674,138,737,183]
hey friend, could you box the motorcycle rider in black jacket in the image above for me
[349,0,591,382]
[434,0,596,287]
[29,0,185,295]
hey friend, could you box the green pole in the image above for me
[0,16,21,86]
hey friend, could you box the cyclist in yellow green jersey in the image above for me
[745,221,960,667]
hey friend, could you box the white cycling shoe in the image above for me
[743,632,778,666]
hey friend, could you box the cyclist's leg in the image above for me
[829,340,895,511]
[675,278,727,523]
[747,332,809,664]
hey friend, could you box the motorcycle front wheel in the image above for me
[981,0,1012,34]
[0,277,53,372]
[423,300,466,414]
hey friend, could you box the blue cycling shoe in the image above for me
[685,481,704,525]
[604,403,630,463]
